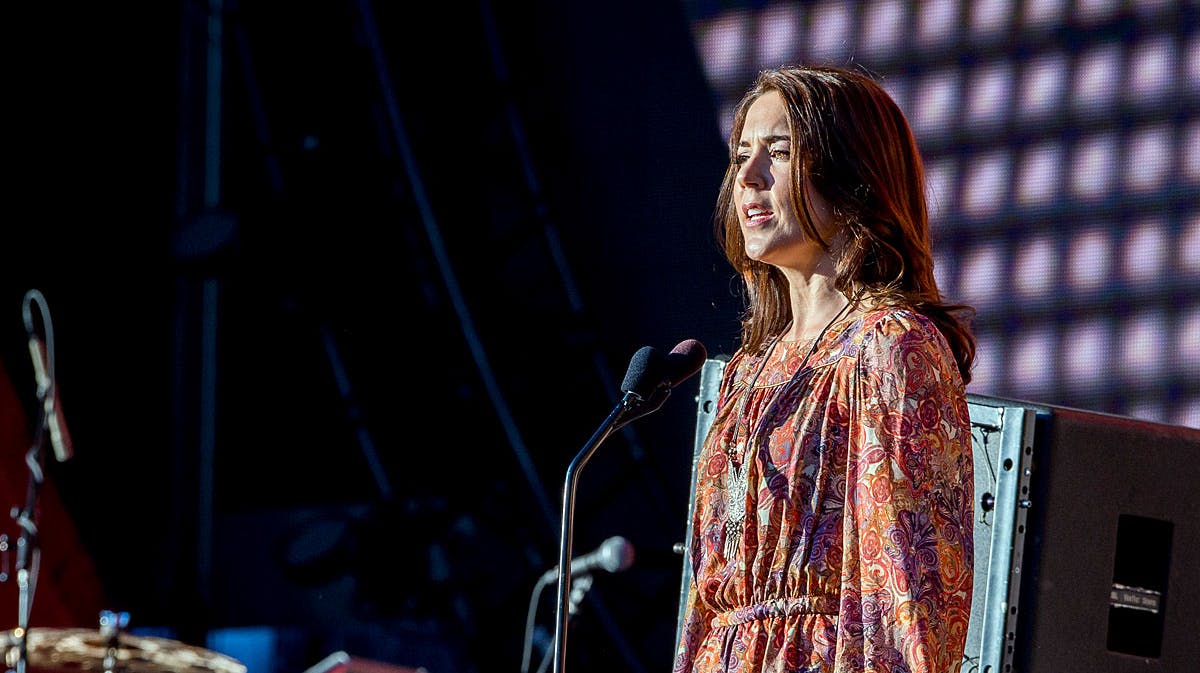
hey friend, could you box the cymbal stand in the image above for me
[9,448,42,673]
[1,626,19,673]
[8,289,58,673]
[99,609,131,673]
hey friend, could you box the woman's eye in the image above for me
[732,147,788,165]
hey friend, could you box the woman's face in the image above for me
[734,90,836,274]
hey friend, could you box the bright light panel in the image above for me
[682,0,1199,427]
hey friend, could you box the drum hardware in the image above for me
[5,289,72,673]
[0,293,246,673]
[6,615,248,673]
[98,610,131,673]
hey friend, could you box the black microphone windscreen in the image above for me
[666,339,707,387]
[620,346,667,397]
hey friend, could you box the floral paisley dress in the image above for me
[674,307,974,673]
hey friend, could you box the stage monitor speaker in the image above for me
[677,357,1200,672]
[1013,403,1199,671]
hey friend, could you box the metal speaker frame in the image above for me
[674,357,1039,673]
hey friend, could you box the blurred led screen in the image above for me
[682,0,1199,428]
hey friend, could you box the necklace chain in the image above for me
[722,301,853,558]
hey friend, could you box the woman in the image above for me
[674,65,976,673]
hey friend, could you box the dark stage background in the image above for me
[2,1,1197,673]
[3,1,735,672]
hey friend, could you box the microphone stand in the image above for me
[551,385,668,673]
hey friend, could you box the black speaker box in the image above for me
[1015,404,1199,672]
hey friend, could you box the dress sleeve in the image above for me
[837,314,974,672]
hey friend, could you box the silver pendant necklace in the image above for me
[722,301,853,559]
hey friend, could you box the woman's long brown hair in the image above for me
[715,64,976,383]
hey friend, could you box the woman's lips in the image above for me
[743,204,773,227]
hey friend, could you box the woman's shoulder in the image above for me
[845,305,953,359]
[857,305,940,337]
[846,303,960,374]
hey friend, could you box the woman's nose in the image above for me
[737,151,768,189]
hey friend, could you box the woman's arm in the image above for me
[838,312,974,673]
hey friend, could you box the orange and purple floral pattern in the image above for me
[674,307,973,673]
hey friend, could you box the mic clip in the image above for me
[614,383,672,431]
[566,574,594,617]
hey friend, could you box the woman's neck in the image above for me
[782,273,853,342]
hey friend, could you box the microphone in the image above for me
[619,346,668,398]
[24,290,73,463]
[29,334,74,463]
[613,339,707,431]
[664,338,707,388]
[619,339,707,397]
[539,535,635,585]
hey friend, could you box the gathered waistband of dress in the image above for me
[712,595,839,628]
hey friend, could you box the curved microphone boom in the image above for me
[550,338,707,673]
[521,535,637,673]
